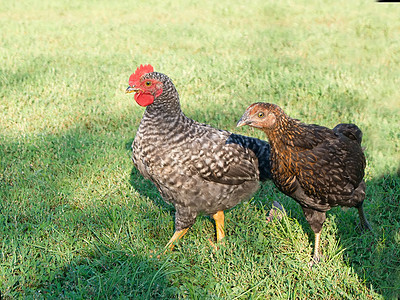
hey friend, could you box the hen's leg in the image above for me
[353,181,371,232]
[164,228,189,252]
[163,207,197,252]
[302,207,326,267]
[312,231,322,265]
[357,205,372,231]
[213,211,225,241]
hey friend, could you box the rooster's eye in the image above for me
[145,81,152,87]
[258,112,265,118]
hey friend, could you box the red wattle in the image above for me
[134,93,154,107]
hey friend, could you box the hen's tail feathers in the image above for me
[333,123,363,145]
[226,133,272,181]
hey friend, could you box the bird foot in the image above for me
[208,238,218,251]
[208,239,218,251]
[308,255,323,268]
[163,228,189,254]
[356,220,373,233]
[356,206,372,233]
[208,238,225,251]
[266,201,286,223]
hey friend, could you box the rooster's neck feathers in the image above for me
[143,72,182,116]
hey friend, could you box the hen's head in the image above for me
[237,102,285,131]
[126,64,173,107]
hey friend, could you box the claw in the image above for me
[163,228,189,253]
[266,201,286,222]
[308,254,323,268]
[357,206,372,232]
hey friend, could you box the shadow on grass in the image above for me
[0,128,179,298]
[38,248,180,298]
[338,171,400,299]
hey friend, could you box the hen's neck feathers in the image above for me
[263,114,295,143]
[263,114,323,152]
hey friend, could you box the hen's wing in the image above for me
[188,130,260,185]
[292,131,365,206]
[286,123,336,150]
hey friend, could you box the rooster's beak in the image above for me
[126,86,141,94]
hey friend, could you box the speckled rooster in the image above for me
[126,65,272,250]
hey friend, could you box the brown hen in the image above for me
[237,102,371,265]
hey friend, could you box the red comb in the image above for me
[129,64,154,86]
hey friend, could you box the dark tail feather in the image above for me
[226,133,272,181]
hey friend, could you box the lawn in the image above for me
[0,0,399,298]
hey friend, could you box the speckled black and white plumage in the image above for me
[131,72,271,232]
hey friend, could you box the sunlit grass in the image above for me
[1,0,399,298]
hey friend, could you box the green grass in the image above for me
[1,0,399,298]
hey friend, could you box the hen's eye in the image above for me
[258,112,264,118]
[145,81,152,86]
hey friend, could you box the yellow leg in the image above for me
[213,211,225,242]
[164,228,189,253]
[309,231,322,267]
[313,231,321,261]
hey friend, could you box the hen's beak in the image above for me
[236,111,251,127]
[126,86,141,94]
